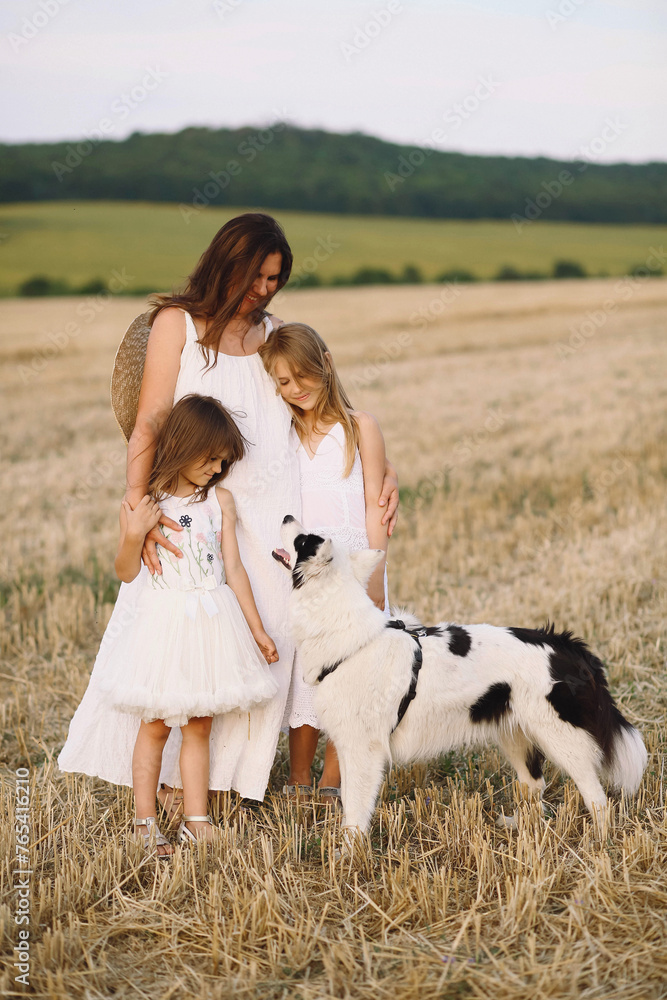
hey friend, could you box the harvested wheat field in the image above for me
[1,277,666,998]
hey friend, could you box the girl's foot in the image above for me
[134,817,174,857]
[157,783,184,825]
[316,785,342,809]
[177,814,216,845]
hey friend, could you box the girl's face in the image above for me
[237,251,283,316]
[273,358,323,412]
[178,452,227,492]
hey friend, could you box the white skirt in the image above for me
[97,582,278,728]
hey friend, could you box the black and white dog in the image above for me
[273,517,647,835]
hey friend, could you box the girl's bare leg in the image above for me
[319,740,341,791]
[132,719,173,855]
[287,725,320,787]
[180,716,213,841]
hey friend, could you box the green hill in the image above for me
[1,201,665,297]
[1,125,666,224]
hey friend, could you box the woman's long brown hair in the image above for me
[258,323,360,477]
[148,395,246,503]
[150,213,293,368]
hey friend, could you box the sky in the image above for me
[2,0,666,163]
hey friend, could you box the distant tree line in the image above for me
[1,125,666,223]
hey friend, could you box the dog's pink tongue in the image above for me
[272,548,291,566]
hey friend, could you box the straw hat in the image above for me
[110,310,153,442]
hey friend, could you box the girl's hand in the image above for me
[254,631,279,665]
[379,459,399,536]
[122,496,162,538]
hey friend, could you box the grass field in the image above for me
[1,201,667,295]
[1,279,666,997]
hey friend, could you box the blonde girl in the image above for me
[259,324,390,802]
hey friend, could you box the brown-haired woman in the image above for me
[58,212,398,810]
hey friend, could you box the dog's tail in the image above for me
[602,720,647,795]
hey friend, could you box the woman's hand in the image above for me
[141,518,184,575]
[254,630,279,664]
[379,458,399,536]
[367,579,386,611]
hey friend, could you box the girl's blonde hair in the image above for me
[258,323,359,476]
[148,395,246,502]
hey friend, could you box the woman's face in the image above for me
[273,358,323,412]
[237,251,283,316]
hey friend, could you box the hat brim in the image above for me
[110,310,153,443]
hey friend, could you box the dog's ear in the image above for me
[349,548,384,586]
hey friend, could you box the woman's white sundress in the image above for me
[58,313,300,799]
[97,489,278,728]
[284,421,388,730]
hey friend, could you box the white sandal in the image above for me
[177,814,215,845]
[134,817,173,857]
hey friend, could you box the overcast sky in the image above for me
[2,0,666,162]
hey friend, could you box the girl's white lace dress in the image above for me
[284,421,388,729]
[58,313,300,799]
[97,489,278,727]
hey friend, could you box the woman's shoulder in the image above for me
[149,306,189,346]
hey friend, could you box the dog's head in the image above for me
[273,515,383,592]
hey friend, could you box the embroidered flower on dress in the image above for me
[207,553,214,563]
[196,532,206,543]
[179,515,192,527]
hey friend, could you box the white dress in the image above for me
[97,489,278,728]
[284,422,388,729]
[58,313,300,799]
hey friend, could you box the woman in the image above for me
[59,213,398,804]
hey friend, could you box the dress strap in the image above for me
[262,314,274,342]
[182,310,200,345]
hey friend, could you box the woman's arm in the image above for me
[124,307,188,573]
[355,411,390,610]
[216,488,279,664]
[114,497,162,583]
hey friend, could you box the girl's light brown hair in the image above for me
[258,323,360,477]
[149,213,293,369]
[148,395,246,502]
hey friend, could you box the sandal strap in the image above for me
[181,815,212,823]
[317,787,341,797]
[282,784,313,796]
[134,817,170,848]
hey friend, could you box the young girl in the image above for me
[258,323,389,804]
[70,394,279,855]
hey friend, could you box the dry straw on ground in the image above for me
[1,279,666,998]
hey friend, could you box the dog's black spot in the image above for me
[525,746,545,781]
[469,682,511,724]
[508,623,632,765]
[447,625,471,656]
[292,533,326,589]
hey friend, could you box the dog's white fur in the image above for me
[276,518,647,835]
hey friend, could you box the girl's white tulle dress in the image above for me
[284,422,389,729]
[58,312,300,798]
[97,489,278,728]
